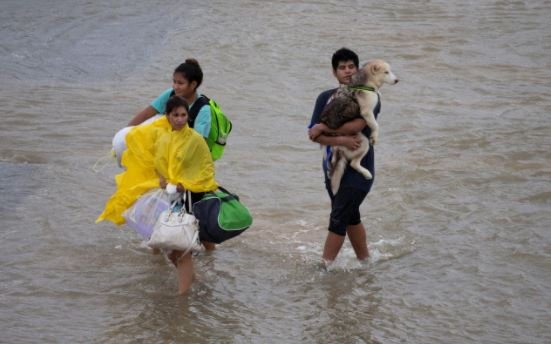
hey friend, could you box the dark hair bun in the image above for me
[185,58,200,68]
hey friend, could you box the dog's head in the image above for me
[352,59,399,89]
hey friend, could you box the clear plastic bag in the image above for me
[123,189,171,240]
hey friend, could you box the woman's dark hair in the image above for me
[331,48,359,71]
[174,58,203,89]
[165,95,189,115]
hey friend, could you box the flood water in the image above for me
[1,0,550,343]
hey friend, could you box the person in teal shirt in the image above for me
[129,58,216,251]
[129,59,211,139]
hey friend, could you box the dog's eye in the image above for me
[384,71,389,74]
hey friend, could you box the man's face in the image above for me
[333,60,358,85]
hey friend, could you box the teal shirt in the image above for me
[150,87,211,138]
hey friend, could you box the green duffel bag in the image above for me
[192,186,252,244]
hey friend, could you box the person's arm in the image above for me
[128,88,173,126]
[193,105,211,139]
[313,132,364,150]
[176,183,185,193]
[308,89,366,142]
[308,117,366,141]
[158,173,167,189]
[129,105,157,126]
[308,90,334,140]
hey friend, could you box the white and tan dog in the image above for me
[322,59,398,194]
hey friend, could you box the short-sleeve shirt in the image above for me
[150,87,211,138]
[309,88,380,194]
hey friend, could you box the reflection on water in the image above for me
[1,0,550,343]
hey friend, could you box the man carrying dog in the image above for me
[308,47,376,267]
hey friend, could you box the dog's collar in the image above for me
[349,85,376,92]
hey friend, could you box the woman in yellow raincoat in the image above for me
[97,95,217,294]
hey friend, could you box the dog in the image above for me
[319,59,398,194]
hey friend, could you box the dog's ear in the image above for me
[369,62,381,75]
[351,69,368,86]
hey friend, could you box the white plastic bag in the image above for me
[112,115,163,168]
[123,189,171,240]
[112,126,133,168]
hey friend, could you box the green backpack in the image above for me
[205,98,232,161]
[171,92,233,160]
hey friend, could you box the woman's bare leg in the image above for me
[168,250,194,294]
[201,241,216,251]
[175,252,193,294]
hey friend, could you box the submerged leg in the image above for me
[168,250,194,294]
[346,223,369,260]
[322,231,346,265]
[201,241,216,251]
[176,252,194,294]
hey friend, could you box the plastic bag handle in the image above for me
[164,191,188,219]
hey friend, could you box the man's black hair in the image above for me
[331,48,359,71]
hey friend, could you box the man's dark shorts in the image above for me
[328,187,368,236]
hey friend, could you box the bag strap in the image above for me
[216,186,239,202]
[181,190,198,256]
[174,189,194,214]
[185,190,192,214]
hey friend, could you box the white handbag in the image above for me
[147,192,200,253]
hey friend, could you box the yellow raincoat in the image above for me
[96,117,218,225]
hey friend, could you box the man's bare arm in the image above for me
[308,118,366,141]
[332,118,367,135]
[310,133,363,150]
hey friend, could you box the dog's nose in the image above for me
[395,79,399,84]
